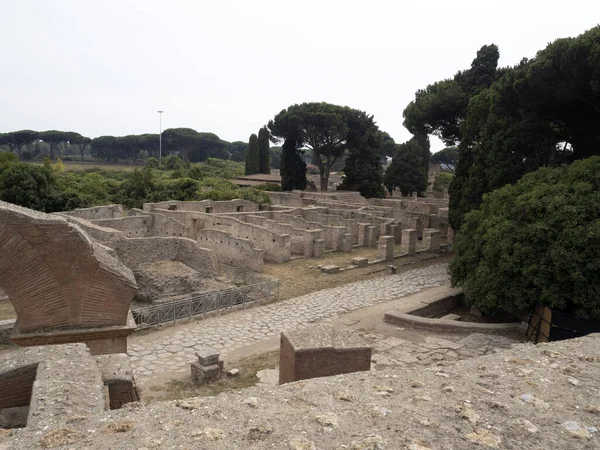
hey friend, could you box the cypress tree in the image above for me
[280,137,307,191]
[245,134,260,175]
[258,126,271,174]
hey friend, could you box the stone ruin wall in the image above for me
[143,199,259,214]
[60,204,123,220]
[152,208,292,263]
[197,229,264,272]
[87,213,189,238]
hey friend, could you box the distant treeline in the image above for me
[0,128,282,168]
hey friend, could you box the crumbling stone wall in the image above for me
[60,204,123,220]
[198,229,264,272]
[89,213,189,238]
[143,199,259,214]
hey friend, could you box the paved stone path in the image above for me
[128,263,450,384]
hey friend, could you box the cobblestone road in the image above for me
[128,264,450,384]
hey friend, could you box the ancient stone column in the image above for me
[341,233,353,252]
[378,235,395,262]
[357,223,370,247]
[401,229,417,254]
[367,226,377,248]
[423,229,441,252]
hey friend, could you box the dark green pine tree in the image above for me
[338,111,385,198]
[384,137,428,196]
[280,137,307,191]
[258,126,271,174]
[245,133,260,175]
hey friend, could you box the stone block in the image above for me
[195,347,220,366]
[313,239,325,258]
[401,229,417,255]
[423,229,441,252]
[367,226,377,248]
[341,233,353,252]
[378,235,395,262]
[191,361,222,382]
[279,324,371,384]
[351,257,368,268]
[321,265,340,274]
[357,223,370,247]
[440,314,461,321]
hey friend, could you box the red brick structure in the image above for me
[279,324,371,385]
[0,201,137,355]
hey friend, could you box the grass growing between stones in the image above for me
[142,350,279,403]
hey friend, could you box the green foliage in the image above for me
[253,183,281,192]
[0,163,54,210]
[228,141,248,162]
[403,44,500,146]
[446,26,600,230]
[245,134,260,175]
[450,157,600,320]
[258,126,271,174]
[161,155,185,171]
[279,137,307,191]
[338,110,385,198]
[430,147,458,173]
[270,146,282,169]
[384,136,430,196]
[145,157,160,169]
[433,172,453,192]
[0,152,17,172]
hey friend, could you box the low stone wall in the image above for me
[154,209,292,263]
[112,237,217,277]
[61,204,123,220]
[89,213,189,238]
[198,229,264,272]
[143,199,259,214]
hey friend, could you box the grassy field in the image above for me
[29,160,142,172]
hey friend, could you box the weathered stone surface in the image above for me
[195,347,220,366]
[351,257,369,267]
[320,265,340,274]
[3,332,600,449]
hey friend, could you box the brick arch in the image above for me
[0,224,72,332]
[0,202,137,334]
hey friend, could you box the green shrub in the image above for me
[450,156,600,320]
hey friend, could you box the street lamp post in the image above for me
[158,110,163,160]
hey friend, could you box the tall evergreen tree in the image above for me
[244,133,260,175]
[384,137,428,196]
[280,137,307,191]
[258,126,271,174]
[338,111,385,198]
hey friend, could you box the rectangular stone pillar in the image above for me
[428,215,440,230]
[313,239,325,258]
[341,233,353,252]
[341,233,352,253]
[415,218,424,238]
[358,223,370,247]
[379,223,388,236]
[367,226,377,248]
[423,229,441,252]
[331,226,346,251]
[378,235,395,262]
[401,229,416,255]
[393,222,402,244]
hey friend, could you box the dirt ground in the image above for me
[264,245,451,301]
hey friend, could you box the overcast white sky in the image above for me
[1,1,598,152]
